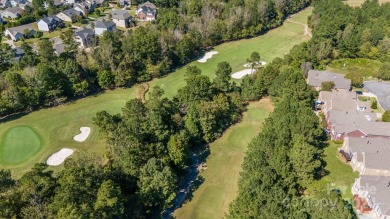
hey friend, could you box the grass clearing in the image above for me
[343,0,390,7]
[0,7,311,178]
[320,142,359,200]
[174,99,273,219]
[1,126,41,165]
[327,58,382,79]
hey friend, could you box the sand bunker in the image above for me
[46,148,74,166]
[197,51,218,63]
[243,61,267,67]
[231,69,254,79]
[73,127,91,142]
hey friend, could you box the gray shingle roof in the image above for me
[111,10,131,20]
[75,28,95,39]
[308,70,351,90]
[94,20,115,29]
[59,8,82,18]
[6,23,34,35]
[5,6,22,14]
[347,137,390,170]
[39,15,61,25]
[359,175,390,216]
[138,1,156,10]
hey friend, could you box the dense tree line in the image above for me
[0,0,310,117]
[0,62,246,217]
[227,0,390,217]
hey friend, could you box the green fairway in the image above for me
[174,99,273,219]
[1,126,41,164]
[0,7,311,178]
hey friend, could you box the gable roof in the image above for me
[111,10,131,20]
[308,70,351,90]
[94,20,115,29]
[58,8,82,18]
[5,6,22,14]
[75,28,95,39]
[138,1,156,10]
[39,15,61,25]
[6,23,34,36]
[347,137,390,170]
[359,175,390,216]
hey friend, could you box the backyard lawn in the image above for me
[174,99,273,219]
[320,142,359,200]
[343,0,390,6]
[0,7,311,178]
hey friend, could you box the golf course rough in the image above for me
[1,126,42,164]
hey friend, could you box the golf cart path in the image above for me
[287,15,312,37]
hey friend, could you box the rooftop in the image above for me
[308,70,351,90]
[111,10,131,20]
[359,175,390,215]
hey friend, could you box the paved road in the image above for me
[364,81,390,110]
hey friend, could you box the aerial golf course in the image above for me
[0,12,312,219]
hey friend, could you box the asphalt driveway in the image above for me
[364,81,390,110]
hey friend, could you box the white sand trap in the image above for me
[243,61,267,67]
[73,127,91,142]
[231,69,255,79]
[46,148,74,166]
[197,51,218,63]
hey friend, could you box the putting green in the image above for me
[1,126,41,164]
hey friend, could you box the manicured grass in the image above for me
[319,142,359,200]
[291,7,313,24]
[327,58,382,79]
[149,7,312,98]
[174,99,273,219]
[1,126,41,164]
[343,0,390,7]
[0,7,311,178]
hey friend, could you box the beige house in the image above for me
[111,10,131,28]
[340,137,390,176]
[56,8,82,22]
[319,90,370,113]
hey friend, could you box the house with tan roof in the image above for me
[4,23,35,41]
[319,90,370,113]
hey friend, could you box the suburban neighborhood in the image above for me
[309,69,390,219]
[0,0,157,59]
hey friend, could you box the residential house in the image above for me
[111,10,131,28]
[326,109,390,140]
[136,6,156,21]
[56,8,82,22]
[4,23,35,41]
[307,70,351,91]
[341,137,390,176]
[352,175,390,219]
[138,1,156,10]
[13,46,24,61]
[74,28,95,48]
[37,15,64,32]
[94,20,116,35]
[319,90,371,113]
[95,0,105,6]
[10,0,25,7]
[54,43,66,56]
[18,1,32,9]
[1,6,22,19]
[44,0,64,9]
[117,0,128,7]
[74,0,96,16]
[0,0,11,9]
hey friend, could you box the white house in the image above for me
[37,15,64,32]
[94,20,116,35]
[4,23,35,41]
[1,6,22,19]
